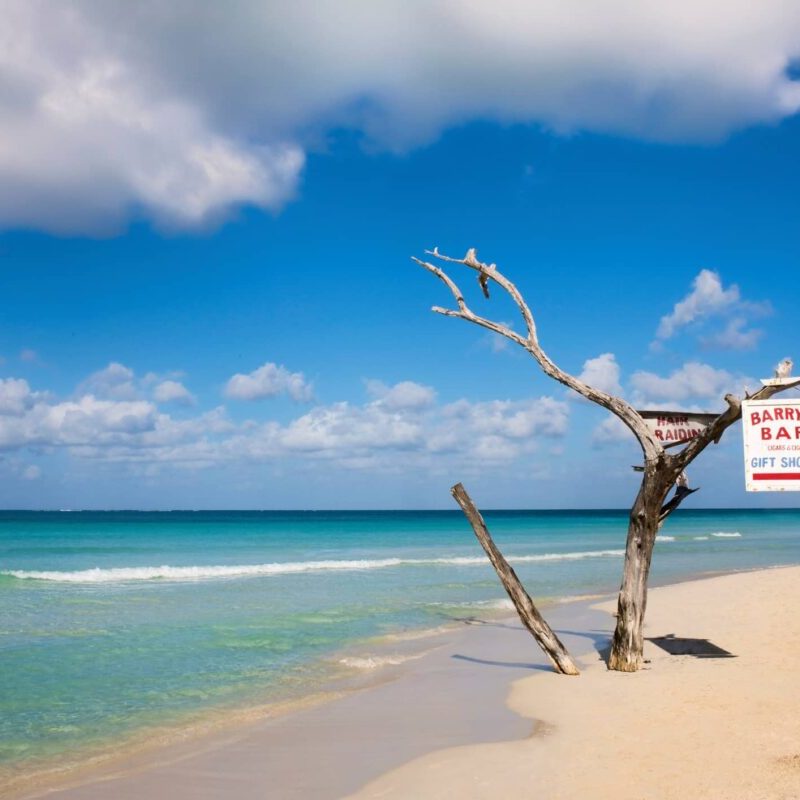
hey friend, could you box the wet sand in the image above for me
[10,600,611,799]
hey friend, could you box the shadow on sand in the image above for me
[450,653,552,672]
[646,633,737,658]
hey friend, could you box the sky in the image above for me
[1,1,799,509]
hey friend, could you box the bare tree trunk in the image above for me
[451,482,580,676]
[608,471,670,671]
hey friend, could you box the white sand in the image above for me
[351,567,800,800]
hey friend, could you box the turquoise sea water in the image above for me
[1,508,799,776]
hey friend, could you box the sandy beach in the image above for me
[7,565,798,800]
[354,566,800,800]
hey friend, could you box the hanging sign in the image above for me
[742,398,800,491]
[637,410,717,447]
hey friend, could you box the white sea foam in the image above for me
[656,535,675,542]
[338,653,425,670]
[430,598,516,611]
[2,549,626,583]
[693,536,710,541]
[710,532,742,538]
[464,598,515,610]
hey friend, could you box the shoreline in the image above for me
[7,589,615,799]
[7,564,800,799]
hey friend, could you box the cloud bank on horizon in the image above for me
[2,0,800,234]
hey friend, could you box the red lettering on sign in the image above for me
[762,428,772,440]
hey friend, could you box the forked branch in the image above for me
[415,248,662,460]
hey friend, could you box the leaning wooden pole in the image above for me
[451,483,580,676]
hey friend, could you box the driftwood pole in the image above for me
[417,246,800,672]
[451,482,580,676]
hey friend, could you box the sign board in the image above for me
[638,410,717,447]
[742,398,800,491]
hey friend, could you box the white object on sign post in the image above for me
[742,398,800,491]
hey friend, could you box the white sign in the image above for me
[742,399,800,491]
[638,410,717,446]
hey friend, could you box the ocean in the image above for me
[2,508,799,780]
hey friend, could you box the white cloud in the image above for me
[78,362,138,400]
[654,269,772,351]
[0,394,159,451]
[576,353,623,397]
[592,415,632,447]
[701,317,763,351]
[656,270,741,340]
[0,378,37,416]
[278,402,424,454]
[2,2,800,233]
[442,397,568,440]
[0,370,569,475]
[224,363,313,402]
[366,379,437,410]
[630,361,750,406]
[153,380,195,406]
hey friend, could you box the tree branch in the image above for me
[674,380,800,471]
[451,483,580,675]
[415,248,663,460]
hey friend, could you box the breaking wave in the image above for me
[1,549,625,584]
[710,532,742,538]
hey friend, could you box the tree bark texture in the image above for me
[451,482,580,676]
[607,469,671,671]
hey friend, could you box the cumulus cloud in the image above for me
[654,269,770,348]
[700,317,764,351]
[78,362,138,400]
[630,361,751,406]
[656,270,741,340]
[365,379,437,410]
[153,380,195,406]
[0,393,159,451]
[576,353,623,397]
[227,393,569,466]
[0,377,39,415]
[2,2,800,233]
[224,363,313,402]
[0,370,569,475]
[592,415,632,447]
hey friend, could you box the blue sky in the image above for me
[1,2,799,509]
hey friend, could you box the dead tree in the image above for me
[416,247,799,672]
